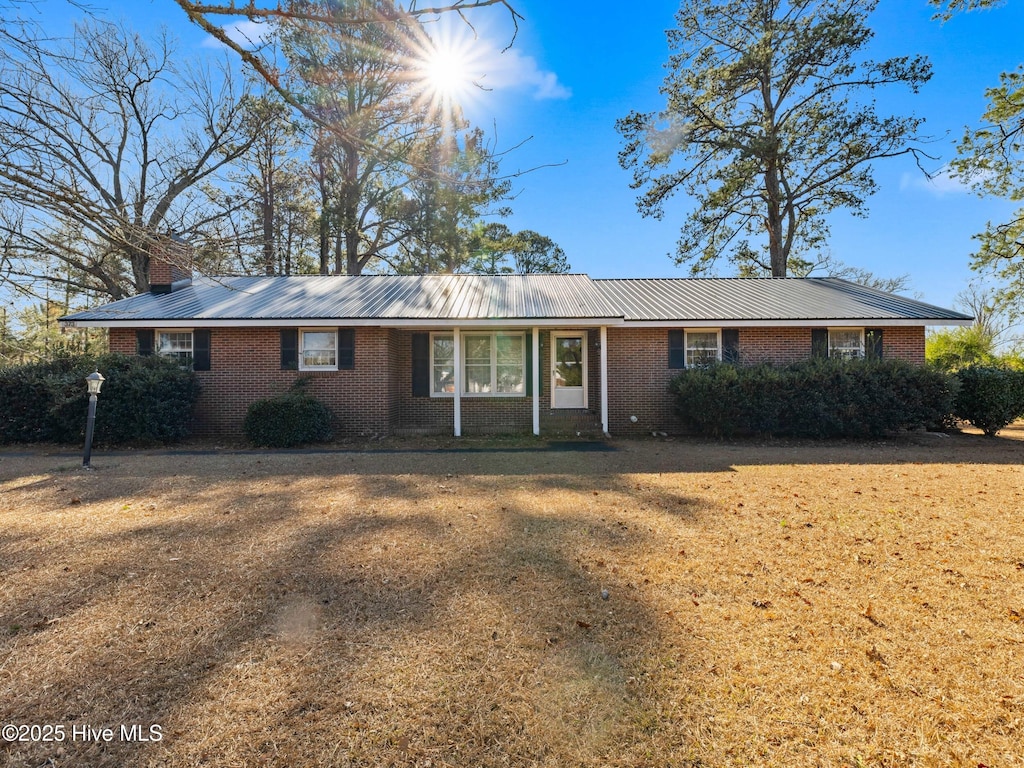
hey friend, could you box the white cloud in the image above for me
[899,165,974,197]
[482,47,571,101]
[201,20,270,50]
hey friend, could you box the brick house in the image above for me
[60,261,971,438]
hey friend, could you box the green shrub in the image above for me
[244,390,334,447]
[953,365,1024,436]
[670,358,954,438]
[0,353,201,445]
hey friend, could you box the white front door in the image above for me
[551,331,587,409]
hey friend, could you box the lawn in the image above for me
[1,430,1022,767]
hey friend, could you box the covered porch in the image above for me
[390,325,611,438]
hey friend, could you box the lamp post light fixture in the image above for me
[82,369,105,469]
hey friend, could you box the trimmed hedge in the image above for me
[0,354,201,445]
[244,390,334,447]
[953,365,1024,436]
[670,358,955,438]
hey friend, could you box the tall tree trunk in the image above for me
[765,164,787,277]
[341,143,362,275]
[318,212,330,275]
[262,161,275,275]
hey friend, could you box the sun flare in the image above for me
[409,27,485,127]
[423,46,473,98]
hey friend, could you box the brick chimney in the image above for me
[149,233,193,294]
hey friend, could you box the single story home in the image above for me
[60,256,971,438]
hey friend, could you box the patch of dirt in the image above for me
[0,432,1021,767]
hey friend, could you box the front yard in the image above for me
[1,431,1022,767]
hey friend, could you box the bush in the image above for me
[244,389,333,447]
[670,358,955,438]
[953,365,1024,436]
[0,353,201,445]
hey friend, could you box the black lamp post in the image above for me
[82,369,105,469]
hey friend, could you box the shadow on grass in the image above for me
[0,460,710,767]
[4,430,1024,484]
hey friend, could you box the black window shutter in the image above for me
[337,328,355,370]
[280,329,298,370]
[137,329,154,356]
[525,333,533,396]
[866,329,883,360]
[192,329,211,371]
[668,330,685,369]
[411,332,430,397]
[811,328,829,359]
[722,328,740,364]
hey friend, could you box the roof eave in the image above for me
[617,317,973,327]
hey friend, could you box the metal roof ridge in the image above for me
[593,276,827,282]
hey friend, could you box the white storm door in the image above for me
[551,332,587,409]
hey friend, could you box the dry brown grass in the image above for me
[0,428,1022,768]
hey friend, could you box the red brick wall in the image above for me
[110,324,926,439]
[607,325,927,435]
[114,327,391,437]
[606,327,676,436]
[109,329,135,355]
[737,326,925,366]
[877,327,926,364]
[148,239,192,287]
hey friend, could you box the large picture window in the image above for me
[430,332,526,396]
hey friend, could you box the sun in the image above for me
[423,45,473,99]
[408,27,485,127]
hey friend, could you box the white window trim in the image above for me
[684,329,722,368]
[828,327,865,359]
[430,332,455,398]
[156,329,193,360]
[430,331,527,398]
[298,328,338,371]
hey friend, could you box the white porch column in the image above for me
[532,326,540,436]
[600,325,609,436]
[453,327,462,437]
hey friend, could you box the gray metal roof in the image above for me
[61,274,972,327]
[62,273,622,324]
[594,277,973,322]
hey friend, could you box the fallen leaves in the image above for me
[866,644,888,666]
[860,603,886,628]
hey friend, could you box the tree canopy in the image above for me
[0,19,263,301]
[172,0,521,148]
[930,0,1024,316]
[617,0,932,277]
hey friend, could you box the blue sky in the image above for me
[24,0,1024,310]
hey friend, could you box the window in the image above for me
[495,334,525,393]
[670,329,723,368]
[828,328,864,360]
[300,329,337,370]
[430,332,526,396]
[157,331,193,363]
[432,334,455,394]
[685,330,720,367]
